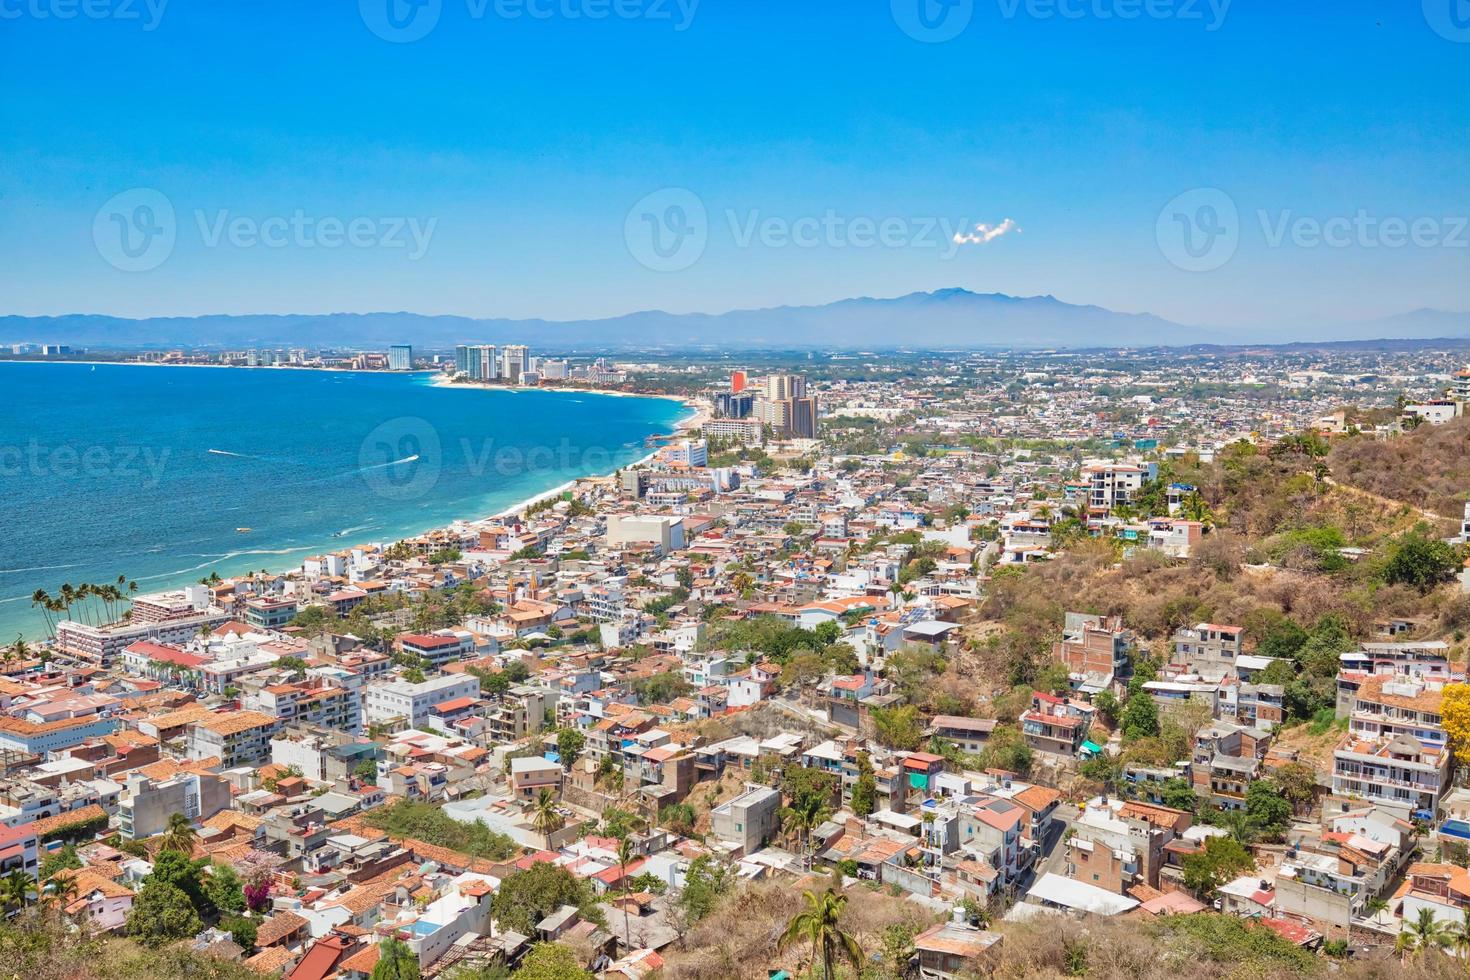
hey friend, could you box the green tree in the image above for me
[1399,907,1448,958]
[220,914,258,950]
[555,728,585,770]
[659,802,696,837]
[778,884,864,980]
[1244,780,1292,838]
[127,881,203,946]
[676,855,733,926]
[813,620,842,647]
[1182,835,1254,900]
[159,812,198,855]
[0,869,36,912]
[513,942,593,980]
[851,751,877,818]
[1120,690,1159,742]
[786,793,831,870]
[372,937,422,980]
[1158,778,1200,813]
[531,788,565,844]
[1270,762,1318,813]
[491,864,603,936]
[206,863,247,916]
[1381,526,1461,592]
[146,849,211,915]
[38,843,81,879]
[355,758,380,782]
[872,704,923,750]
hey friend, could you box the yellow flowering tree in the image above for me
[1440,684,1470,761]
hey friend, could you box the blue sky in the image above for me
[1,0,1467,330]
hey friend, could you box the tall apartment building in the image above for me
[388,345,413,371]
[501,345,529,383]
[713,390,754,419]
[752,374,819,438]
[455,344,500,381]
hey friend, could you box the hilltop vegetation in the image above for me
[976,438,1470,733]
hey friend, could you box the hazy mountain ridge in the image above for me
[2,289,1467,350]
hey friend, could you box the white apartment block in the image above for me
[364,674,481,730]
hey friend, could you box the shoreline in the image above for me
[4,365,703,643]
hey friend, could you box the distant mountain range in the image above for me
[3,289,1468,351]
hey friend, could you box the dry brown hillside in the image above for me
[1329,416,1470,521]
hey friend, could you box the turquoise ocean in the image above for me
[0,362,688,641]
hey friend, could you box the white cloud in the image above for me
[952,218,1021,245]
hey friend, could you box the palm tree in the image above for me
[787,794,831,871]
[1400,907,1447,958]
[44,873,78,913]
[159,812,198,855]
[778,884,863,980]
[1447,905,1470,959]
[30,590,54,639]
[1,869,37,913]
[617,835,636,951]
[530,788,564,844]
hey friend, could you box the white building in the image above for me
[364,674,481,729]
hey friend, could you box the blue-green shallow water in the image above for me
[0,362,687,641]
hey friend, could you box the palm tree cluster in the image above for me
[1396,906,1470,960]
[30,575,137,636]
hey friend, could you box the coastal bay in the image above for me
[0,362,689,640]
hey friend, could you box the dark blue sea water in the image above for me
[0,362,687,641]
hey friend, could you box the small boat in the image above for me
[236,527,252,533]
